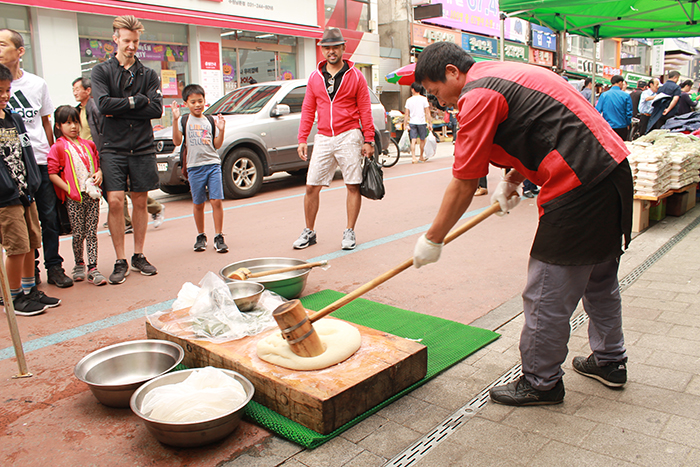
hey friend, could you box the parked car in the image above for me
[154,79,391,198]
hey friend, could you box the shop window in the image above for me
[221,32,297,90]
[325,0,370,32]
[0,4,34,74]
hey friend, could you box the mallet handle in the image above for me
[309,202,502,322]
[0,245,31,377]
[247,260,328,279]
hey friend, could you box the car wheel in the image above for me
[222,148,264,199]
[159,184,190,195]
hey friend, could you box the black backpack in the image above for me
[179,113,216,169]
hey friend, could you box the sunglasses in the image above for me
[327,76,335,94]
[124,69,135,90]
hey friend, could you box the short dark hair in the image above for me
[182,84,205,102]
[0,29,24,49]
[0,63,12,83]
[410,81,424,93]
[583,77,592,87]
[53,105,81,139]
[681,79,693,88]
[415,42,475,84]
[637,80,647,89]
[72,77,91,88]
[668,70,681,80]
[610,75,624,85]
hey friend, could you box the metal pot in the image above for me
[74,340,184,408]
[220,257,311,299]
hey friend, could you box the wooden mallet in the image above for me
[228,260,328,281]
[272,201,504,358]
[0,245,32,378]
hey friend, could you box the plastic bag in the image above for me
[147,272,283,343]
[424,131,437,159]
[141,367,248,422]
[360,157,385,200]
[398,130,410,153]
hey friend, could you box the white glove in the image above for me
[413,234,443,269]
[490,180,521,216]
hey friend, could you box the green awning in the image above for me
[500,0,700,39]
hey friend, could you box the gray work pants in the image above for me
[520,257,627,390]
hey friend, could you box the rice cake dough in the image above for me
[256,319,361,370]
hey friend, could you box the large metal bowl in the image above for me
[226,281,264,311]
[220,257,311,299]
[130,368,254,448]
[74,340,184,408]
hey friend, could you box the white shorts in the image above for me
[307,128,363,186]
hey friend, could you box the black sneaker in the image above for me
[10,293,48,316]
[490,376,565,406]
[194,233,207,252]
[109,259,130,284]
[523,190,535,198]
[47,265,74,288]
[26,286,61,308]
[214,234,229,253]
[131,254,157,276]
[292,228,316,249]
[35,266,41,285]
[572,354,627,388]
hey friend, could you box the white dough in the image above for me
[256,319,362,370]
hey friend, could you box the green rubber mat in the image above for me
[243,289,500,449]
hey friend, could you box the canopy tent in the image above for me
[499,0,700,40]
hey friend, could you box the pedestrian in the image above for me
[0,28,74,288]
[0,63,60,315]
[412,41,632,406]
[47,106,107,286]
[580,77,593,103]
[72,77,104,151]
[294,27,374,251]
[91,15,162,284]
[676,80,697,116]
[638,78,659,136]
[595,75,633,140]
[404,81,432,163]
[630,80,646,119]
[171,85,228,253]
[647,70,682,133]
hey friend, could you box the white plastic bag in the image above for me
[398,130,410,153]
[424,132,437,159]
[141,367,248,422]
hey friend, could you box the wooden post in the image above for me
[272,300,324,357]
[0,245,32,378]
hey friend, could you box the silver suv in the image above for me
[154,79,390,198]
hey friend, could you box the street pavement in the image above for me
[1,141,699,466]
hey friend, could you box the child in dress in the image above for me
[47,105,107,285]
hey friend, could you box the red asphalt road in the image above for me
[0,148,539,466]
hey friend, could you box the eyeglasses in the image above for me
[124,69,134,89]
[327,77,334,95]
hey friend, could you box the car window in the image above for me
[279,86,306,114]
[368,87,380,104]
[206,85,281,115]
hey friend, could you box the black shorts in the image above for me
[100,152,159,193]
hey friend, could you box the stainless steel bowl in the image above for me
[130,368,255,448]
[227,281,264,312]
[74,340,184,408]
[220,257,311,299]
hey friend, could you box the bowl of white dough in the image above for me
[130,367,254,447]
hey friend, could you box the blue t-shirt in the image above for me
[595,87,633,129]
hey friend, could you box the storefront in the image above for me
[529,24,556,70]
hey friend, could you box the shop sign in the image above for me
[602,65,622,77]
[422,0,500,38]
[462,33,498,58]
[624,72,651,87]
[529,48,553,67]
[504,41,528,63]
[567,55,603,75]
[123,0,317,28]
[412,23,459,48]
[505,17,528,44]
[80,38,188,62]
[651,39,664,76]
[161,69,178,96]
[199,41,223,103]
[531,24,557,52]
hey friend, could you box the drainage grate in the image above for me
[384,214,700,467]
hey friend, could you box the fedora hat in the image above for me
[318,27,346,46]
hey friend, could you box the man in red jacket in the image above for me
[294,28,375,251]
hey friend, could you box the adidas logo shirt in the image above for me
[6,71,54,165]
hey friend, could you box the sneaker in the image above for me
[131,254,157,276]
[293,228,317,249]
[572,354,627,388]
[152,207,165,228]
[26,286,61,308]
[87,268,108,286]
[125,224,133,234]
[109,259,130,285]
[341,228,356,250]
[523,190,535,198]
[194,233,207,252]
[10,293,48,316]
[490,376,565,406]
[72,263,86,282]
[214,233,229,253]
[47,266,74,288]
